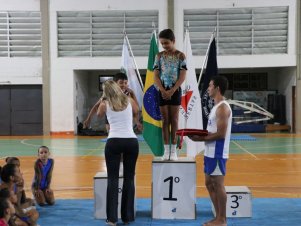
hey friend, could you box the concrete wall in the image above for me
[48,0,168,132]
[174,0,297,68]
[0,0,41,85]
[1,0,297,133]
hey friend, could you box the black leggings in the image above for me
[105,138,139,223]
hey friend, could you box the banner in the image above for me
[179,31,205,157]
[142,32,164,156]
[121,36,143,108]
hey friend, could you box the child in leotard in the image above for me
[32,146,54,206]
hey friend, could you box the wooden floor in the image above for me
[1,133,301,199]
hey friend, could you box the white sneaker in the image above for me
[162,150,170,160]
[170,150,178,161]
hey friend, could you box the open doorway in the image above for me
[73,70,119,135]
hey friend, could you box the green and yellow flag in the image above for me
[142,32,164,156]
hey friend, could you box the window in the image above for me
[184,6,288,55]
[0,11,41,57]
[57,10,158,57]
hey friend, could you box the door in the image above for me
[0,85,43,135]
[0,87,11,135]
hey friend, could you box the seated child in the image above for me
[32,146,55,206]
[0,196,15,226]
[5,158,34,208]
[0,165,39,226]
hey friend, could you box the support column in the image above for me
[296,0,301,133]
[40,0,51,135]
[167,0,174,30]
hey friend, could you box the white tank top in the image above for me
[204,100,232,159]
[106,101,136,139]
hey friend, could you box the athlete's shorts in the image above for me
[158,87,182,106]
[204,156,227,176]
[20,216,30,224]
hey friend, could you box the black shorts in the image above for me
[158,87,182,106]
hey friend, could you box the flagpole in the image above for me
[183,29,189,147]
[197,27,217,86]
[124,32,144,90]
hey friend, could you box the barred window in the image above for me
[0,11,41,57]
[184,6,288,55]
[57,10,158,57]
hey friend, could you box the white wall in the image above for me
[174,0,297,68]
[0,0,42,85]
[49,0,168,132]
[0,0,39,10]
[48,0,297,132]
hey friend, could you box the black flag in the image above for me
[200,38,218,129]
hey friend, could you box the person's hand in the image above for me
[83,119,90,129]
[45,189,52,194]
[188,135,205,142]
[136,122,143,132]
[16,177,24,187]
[161,89,170,100]
[165,88,176,99]
[34,190,40,197]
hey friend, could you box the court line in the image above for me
[251,189,301,197]
[231,141,259,159]
[241,143,301,150]
[20,139,100,151]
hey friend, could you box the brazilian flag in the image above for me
[142,32,164,156]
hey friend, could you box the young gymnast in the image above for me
[0,164,39,226]
[5,157,34,208]
[0,187,21,226]
[153,28,187,160]
[32,146,55,206]
[0,196,15,226]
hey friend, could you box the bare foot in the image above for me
[203,218,216,226]
[206,219,227,226]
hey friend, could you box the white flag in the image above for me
[179,31,205,157]
[121,36,143,108]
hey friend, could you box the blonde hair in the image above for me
[102,80,129,111]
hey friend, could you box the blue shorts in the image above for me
[204,156,227,176]
[20,216,30,223]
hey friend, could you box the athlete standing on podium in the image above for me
[188,76,232,226]
[153,29,187,160]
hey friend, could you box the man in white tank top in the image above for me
[189,76,232,226]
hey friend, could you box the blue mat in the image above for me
[230,135,257,141]
[37,198,301,226]
[100,135,145,142]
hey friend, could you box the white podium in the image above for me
[94,172,123,219]
[94,171,136,219]
[152,157,196,219]
[212,186,252,218]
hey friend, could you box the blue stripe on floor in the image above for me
[37,198,301,226]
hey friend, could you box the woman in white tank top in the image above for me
[96,80,142,226]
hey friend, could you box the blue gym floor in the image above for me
[37,198,301,226]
